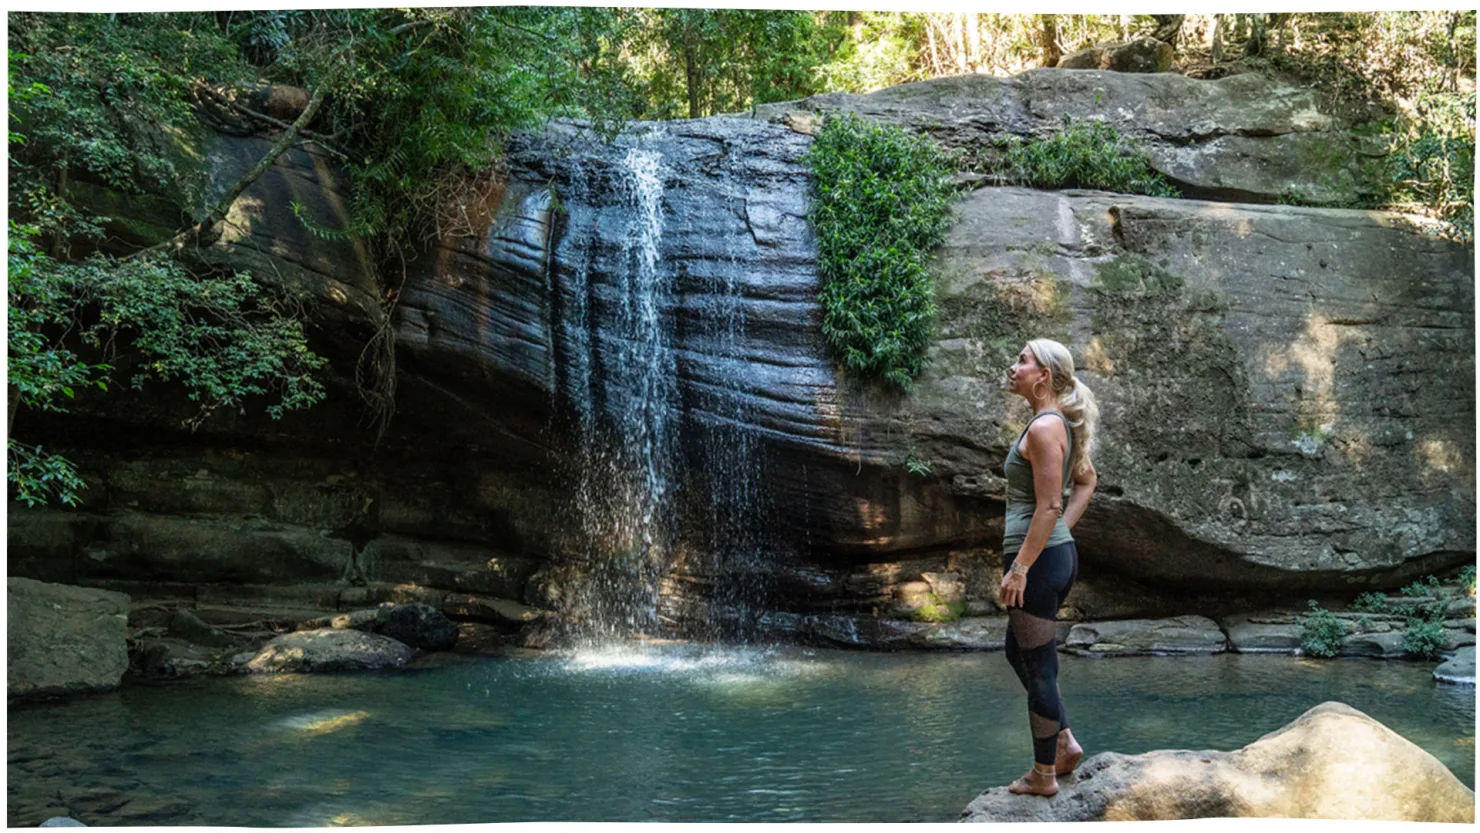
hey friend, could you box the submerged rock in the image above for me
[1434,646,1476,686]
[1063,615,1227,656]
[245,628,415,673]
[961,701,1474,822]
[8,578,130,700]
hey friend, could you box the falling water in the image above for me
[546,127,775,645]
[547,141,680,641]
[679,183,775,640]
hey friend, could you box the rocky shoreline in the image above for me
[8,576,1475,703]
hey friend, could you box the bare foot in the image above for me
[1055,730,1083,776]
[1007,766,1059,797]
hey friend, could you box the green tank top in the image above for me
[1002,410,1074,556]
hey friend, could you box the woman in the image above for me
[999,338,1099,798]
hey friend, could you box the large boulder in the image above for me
[243,628,414,673]
[752,70,1389,205]
[1064,615,1227,656]
[1058,38,1174,73]
[961,702,1474,822]
[8,578,130,699]
[1220,612,1303,654]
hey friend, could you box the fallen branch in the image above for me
[194,83,349,160]
[128,86,327,262]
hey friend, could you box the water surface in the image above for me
[8,646,1473,825]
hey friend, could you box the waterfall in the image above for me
[685,186,774,640]
[546,127,774,644]
[549,141,679,641]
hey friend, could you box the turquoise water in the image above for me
[8,645,1474,825]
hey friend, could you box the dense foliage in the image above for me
[1402,602,1449,659]
[7,222,324,506]
[985,115,1180,198]
[804,112,959,391]
[1298,600,1346,658]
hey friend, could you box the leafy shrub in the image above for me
[987,115,1180,198]
[1399,574,1442,597]
[1299,600,1347,658]
[904,452,932,476]
[1403,600,1449,659]
[805,111,959,391]
[1387,90,1475,242]
[1350,591,1391,614]
[1458,565,1476,593]
[7,224,325,507]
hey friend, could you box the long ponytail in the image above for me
[1027,338,1099,477]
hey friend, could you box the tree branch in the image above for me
[128,86,328,262]
[194,84,348,160]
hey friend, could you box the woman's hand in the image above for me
[999,570,1027,609]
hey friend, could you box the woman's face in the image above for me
[1006,344,1049,400]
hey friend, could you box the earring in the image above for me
[1032,377,1049,400]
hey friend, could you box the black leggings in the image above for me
[1002,540,1079,767]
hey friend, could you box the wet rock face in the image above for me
[8,70,1474,631]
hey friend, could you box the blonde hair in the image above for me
[1026,338,1099,477]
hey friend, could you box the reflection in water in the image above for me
[8,649,1474,825]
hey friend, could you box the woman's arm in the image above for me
[1063,458,1096,529]
[1009,419,1069,570]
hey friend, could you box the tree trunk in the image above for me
[1448,10,1462,92]
[926,16,942,75]
[1211,14,1223,64]
[1039,15,1061,67]
[1269,13,1291,54]
[952,13,967,74]
[48,166,68,258]
[683,30,701,119]
[965,12,980,71]
[1245,13,1267,57]
[1151,14,1184,47]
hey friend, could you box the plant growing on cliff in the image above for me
[985,115,1180,198]
[1298,600,1346,657]
[1350,591,1391,614]
[1399,574,1442,597]
[804,111,959,391]
[1402,601,1449,659]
